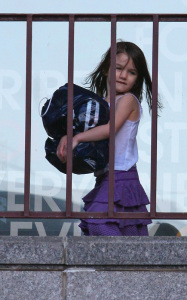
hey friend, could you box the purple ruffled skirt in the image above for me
[79,167,152,236]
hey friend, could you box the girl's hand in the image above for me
[56,135,68,163]
[56,135,79,163]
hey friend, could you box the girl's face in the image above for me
[107,52,138,97]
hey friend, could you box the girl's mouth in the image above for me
[117,81,126,85]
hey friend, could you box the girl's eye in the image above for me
[116,67,122,70]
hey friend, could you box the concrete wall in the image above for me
[0,236,187,299]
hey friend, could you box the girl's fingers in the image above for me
[56,143,67,164]
[57,134,76,164]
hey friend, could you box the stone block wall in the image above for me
[0,236,187,299]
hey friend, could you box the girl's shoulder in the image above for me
[116,93,142,120]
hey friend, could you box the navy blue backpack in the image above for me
[42,83,109,174]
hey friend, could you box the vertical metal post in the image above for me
[108,15,116,217]
[150,14,159,218]
[24,15,32,216]
[66,15,74,217]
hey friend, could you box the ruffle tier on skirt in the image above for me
[79,167,152,235]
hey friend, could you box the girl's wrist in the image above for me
[74,134,80,144]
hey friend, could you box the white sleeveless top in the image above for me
[113,93,142,171]
[95,93,142,175]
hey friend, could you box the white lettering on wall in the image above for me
[7,171,24,211]
[159,72,183,112]
[165,122,187,163]
[0,70,22,110]
[10,222,32,236]
[58,222,72,237]
[35,222,47,237]
[39,70,65,100]
[160,23,187,62]
[34,171,62,212]
[177,173,187,211]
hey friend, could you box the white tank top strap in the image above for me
[115,94,125,102]
[116,93,140,104]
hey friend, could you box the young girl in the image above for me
[57,41,162,236]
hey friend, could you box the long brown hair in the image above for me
[85,41,162,112]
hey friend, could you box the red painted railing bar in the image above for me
[108,15,117,217]
[1,211,187,219]
[0,211,149,219]
[23,15,32,217]
[72,212,151,219]
[1,14,187,23]
[66,15,75,217]
[150,15,159,218]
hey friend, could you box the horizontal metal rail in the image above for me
[0,13,187,22]
[0,212,187,219]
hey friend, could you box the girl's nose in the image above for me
[120,69,127,78]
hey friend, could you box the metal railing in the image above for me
[0,13,187,220]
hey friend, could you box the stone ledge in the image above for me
[0,236,64,264]
[0,236,187,266]
[66,236,187,265]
